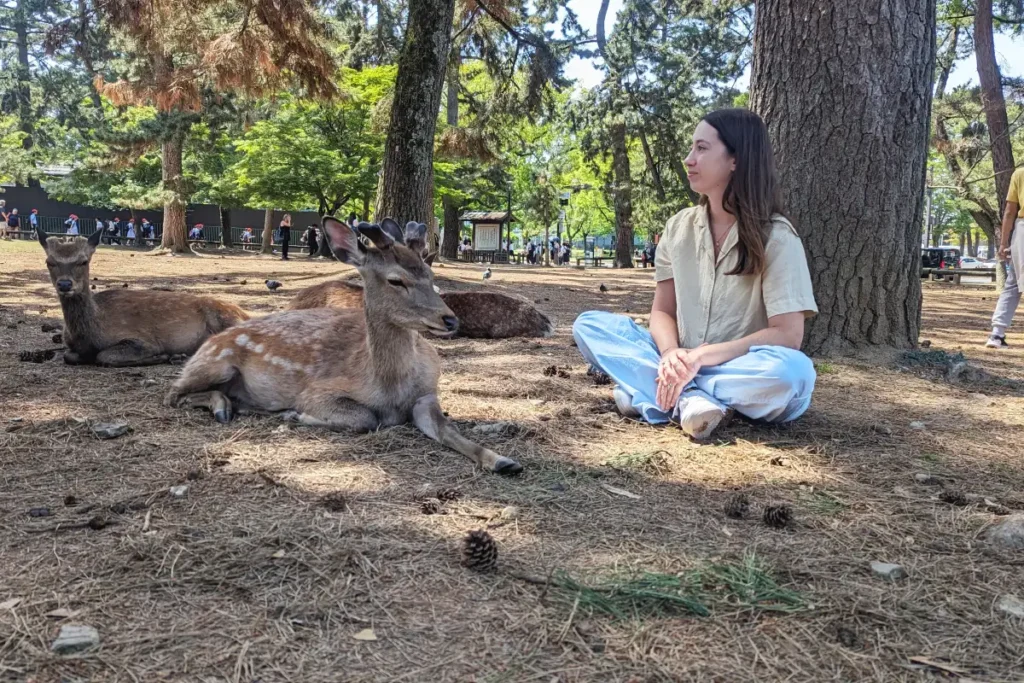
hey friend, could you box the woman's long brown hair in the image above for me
[700,108,786,276]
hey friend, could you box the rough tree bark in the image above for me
[610,119,635,269]
[974,0,1016,217]
[158,129,189,253]
[261,208,274,254]
[12,0,32,151]
[441,55,462,260]
[374,0,457,226]
[597,0,634,269]
[219,207,232,248]
[750,0,936,353]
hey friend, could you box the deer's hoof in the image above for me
[492,457,523,475]
[214,408,233,424]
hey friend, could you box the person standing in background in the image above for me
[0,201,8,240]
[304,223,319,256]
[277,213,292,260]
[6,207,21,239]
[985,167,1024,349]
[29,208,39,237]
[65,214,79,235]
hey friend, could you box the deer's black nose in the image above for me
[442,315,459,333]
[56,279,73,293]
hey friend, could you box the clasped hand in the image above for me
[655,347,703,411]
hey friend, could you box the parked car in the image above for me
[959,256,996,269]
[921,247,962,275]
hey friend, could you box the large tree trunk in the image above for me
[374,0,456,226]
[440,53,462,260]
[610,118,634,269]
[220,207,232,248]
[751,0,936,353]
[442,195,461,260]
[974,0,1015,218]
[261,208,274,254]
[13,0,32,151]
[159,129,189,253]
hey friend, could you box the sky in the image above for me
[562,0,1024,92]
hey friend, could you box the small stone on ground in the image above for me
[51,624,100,654]
[870,561,908,581]
[997,594,1024,618]
[92,422,131,439]
[986,514,1024,550]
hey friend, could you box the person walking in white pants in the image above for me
[986,168,1024,349]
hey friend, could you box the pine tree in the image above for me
[67,0,337,253]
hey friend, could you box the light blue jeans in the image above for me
[572,311,817,425]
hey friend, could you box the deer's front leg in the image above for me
[96,340,169,367]
[293,394,380,433]
[412,394,523,475]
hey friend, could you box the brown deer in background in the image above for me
[39,230,249,366]
[165,218,523,475]
[288,239,554,339]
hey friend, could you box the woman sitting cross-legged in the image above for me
[573,108,818,440]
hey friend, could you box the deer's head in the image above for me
[38,230,101,298]
[322,217,456,336]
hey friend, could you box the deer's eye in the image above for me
[387,278,407,289]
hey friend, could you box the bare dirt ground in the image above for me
[2,239,1024,683]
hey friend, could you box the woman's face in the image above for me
[684,120,735,197]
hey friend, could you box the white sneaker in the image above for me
[613,386,640,418]
[985,335,1009,349]
[677,393,728,440]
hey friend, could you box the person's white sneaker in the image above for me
[613,386,641,418]
[677,393,729,440]
[985,334,1009,349]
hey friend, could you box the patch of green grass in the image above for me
[814,362,838,375]
[603,450,670,475]
[801,489,845,516]
[549,552,807,620]
[920,452,942,463]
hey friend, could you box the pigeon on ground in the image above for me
[265,279,283,291]
[482,268,492,281]
[599,283,608,293]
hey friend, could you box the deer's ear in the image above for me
[379,218,405,244]
[322,218,364,266]
[37,227,49,250]
[424,252,437,266]
[87,230,102,248]
[357,224,395,251]
[405,221,427,255]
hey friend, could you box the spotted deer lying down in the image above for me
[288,279,554,339]
[165,218,523,475]
[39,230,248,366]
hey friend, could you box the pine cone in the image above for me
[940,489,970,506]
[461,529,498,572]
[421,499,444,515]
[762,504,792,529]
[724,493,750,519]
[543,365,558,377]
[587,367,612,385]
[436,488,461,503]
[320,492,347,512]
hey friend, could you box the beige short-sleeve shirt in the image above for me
[654,206,817,349]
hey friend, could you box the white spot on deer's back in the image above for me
[235,334,250,347]
[217,348,234,360]
[245,341,264,353]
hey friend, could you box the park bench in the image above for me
[576,256,610,267]
[921,268,997,285]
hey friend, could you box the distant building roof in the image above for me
[459,211,514,223]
